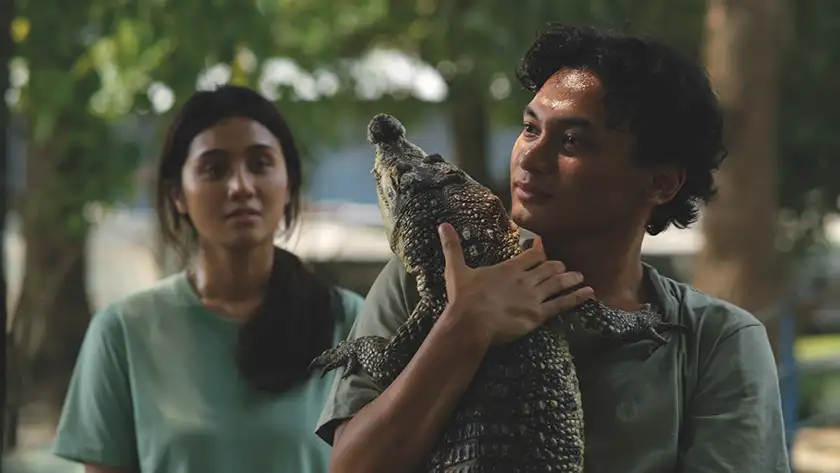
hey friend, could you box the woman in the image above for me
[52,85,364,473]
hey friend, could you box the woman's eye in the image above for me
[248,155,273,173]
[202,163,226,177]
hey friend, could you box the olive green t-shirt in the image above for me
[315,256,791,473]
[53,271,363,473]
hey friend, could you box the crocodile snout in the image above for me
[367,113,406,145]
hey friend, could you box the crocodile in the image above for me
[310,113,684,472]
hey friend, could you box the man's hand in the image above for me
[438,222,593,346]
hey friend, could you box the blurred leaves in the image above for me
[334,0,840,252]
[11,16,30,42]
[6,0,840,248]
[78,19,175,119]
[8,0,394,216]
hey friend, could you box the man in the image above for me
[315,24,790,473]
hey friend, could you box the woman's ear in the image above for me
[171,187,187,215]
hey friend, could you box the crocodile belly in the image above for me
[425,326,584,473]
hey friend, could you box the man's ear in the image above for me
[648,165,685,206]
[171,187,187,215]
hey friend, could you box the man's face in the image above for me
[509,68,653,239]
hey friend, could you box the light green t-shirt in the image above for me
[316,256,792,473]
[53,271,363,473]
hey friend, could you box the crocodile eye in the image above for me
[395,161,412,174]
[400,171,420,187]
[423,153,445,164]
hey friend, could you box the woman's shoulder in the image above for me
[99,271,197,325]
[68,273,195,383]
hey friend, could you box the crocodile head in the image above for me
[368,114,467,266]
[367,113,519,279]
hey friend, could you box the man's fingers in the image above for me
[504,244,547,271]
[438,223,466,271]
[536,271,583,301]
[540,287,595,318]
[526,261,569,287]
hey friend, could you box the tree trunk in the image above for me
[451,98,491,187]
[6,128,94,444]
[8,219,91,433]
[30,239,91,414]
[0,0,11,454]
[694,0,784,356]
[449,96,510,209]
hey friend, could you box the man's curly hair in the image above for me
[515,24,727,235]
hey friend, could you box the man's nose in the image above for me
[517,137,555,174]
[227,164,256,198]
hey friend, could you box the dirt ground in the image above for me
[3,406,839,473]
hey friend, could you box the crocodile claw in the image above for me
[646,322,688,348]
[309,341,361,379]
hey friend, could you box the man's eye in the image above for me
[563,134,582,148]
[523,123,538,136]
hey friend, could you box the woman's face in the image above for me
[173,116,290,250]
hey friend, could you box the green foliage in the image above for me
[79,19,175,120]
[326,0,706,125]
[9,0,393,228]
[9,0,840,252]
[333,0,840,254]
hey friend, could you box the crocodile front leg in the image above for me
[309,335,389,379]
[570,300,687,347]
[309,296,440,386]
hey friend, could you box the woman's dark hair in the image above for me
[515,24,727,235]
[155,84,342,393]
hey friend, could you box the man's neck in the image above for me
[192,241,275,303]
[541,229,647,311]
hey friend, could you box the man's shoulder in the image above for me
[655,271,764,340]
[376,254,418,298]
[352,257,420,338]
[315,256,414,445]
[653,271,781,402]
